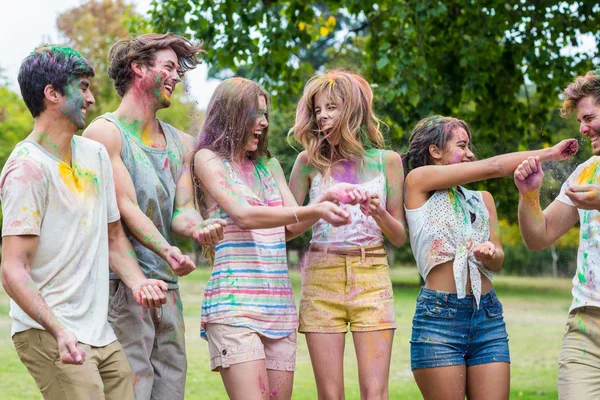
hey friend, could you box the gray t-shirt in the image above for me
[96,113,184,288]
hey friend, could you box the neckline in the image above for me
[22,137,77,166]
[224,159,268,201]
[109,112,170,153]
[316,171,384,187]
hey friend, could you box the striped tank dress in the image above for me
[200,159,298,339]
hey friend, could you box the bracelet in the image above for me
[292,207,300,224]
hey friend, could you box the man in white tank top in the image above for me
[514,69,600,400]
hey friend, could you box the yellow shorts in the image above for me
[299,243,396,333]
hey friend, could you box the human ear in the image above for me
[43,84,60,104]
[131,61,146,78]
[428,144,443,160]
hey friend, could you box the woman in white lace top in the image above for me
[404,115,578,399]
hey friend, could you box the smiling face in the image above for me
[140,47,181,108]
[243,95,269,154]
[314,90,341,143]
[59,76,95,130]
[576,96,600,156]
[441,128,475,165]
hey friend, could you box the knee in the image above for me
[318,388,345,400]
[360,382,388,400]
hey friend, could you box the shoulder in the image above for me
[0,148,48,189]
[171,125,196,153]
[261,156,285,177]
[381,149,402,166]
[82,117,121,154]
[194,148,222,168]
[293,151,317,175]
[478,190,496,210]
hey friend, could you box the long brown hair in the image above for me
[290,70,385,176]
[196,77,271,161]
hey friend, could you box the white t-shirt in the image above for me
[0,136,120,346]
[556,156,600,313]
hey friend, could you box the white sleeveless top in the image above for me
[309,150,386,247]
[405,186,493,307]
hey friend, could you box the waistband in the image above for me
[417,287,499,308]
[308,243,386,258]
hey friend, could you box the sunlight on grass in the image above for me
[0,266,571,399]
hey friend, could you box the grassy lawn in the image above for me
[0,266,572,399]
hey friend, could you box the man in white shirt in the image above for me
[514,68,600,399]
[0,45,168,400]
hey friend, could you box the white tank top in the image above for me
[309,150,386,247]
[405,186,493,307]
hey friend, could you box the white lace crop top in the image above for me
[309,150,386,247]
[405,186,493,306]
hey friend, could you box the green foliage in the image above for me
[150,0,600,219]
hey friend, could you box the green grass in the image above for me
[0,266,572,399]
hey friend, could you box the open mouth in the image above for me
[81,108,87,117]
[164,82,175,96]
[590,133,600,144]
[253,131,262,140]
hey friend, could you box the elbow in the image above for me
[232,213,252,230]
[523,240,547,252]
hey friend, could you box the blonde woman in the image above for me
[289,70,407,399]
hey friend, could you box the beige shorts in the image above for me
[558,306,600,399]
[204,323,296,372]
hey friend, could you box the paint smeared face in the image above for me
[243,95,268,153]
[314,90,341,143]
[442,128,474,165]
[140,47,181,108]
[59,76,95,130]
[576,96,600,156]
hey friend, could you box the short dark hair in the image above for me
[108,33,204,97]
[17,45,94,117]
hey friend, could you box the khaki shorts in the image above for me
[558,306,600,399]
[299,243,396,333]
[204,323,296,372]
[12,328,133,400]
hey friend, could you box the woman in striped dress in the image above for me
[192,77,358,400]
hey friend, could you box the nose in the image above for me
[260,116,269,129]
[466,148,475,160]
[86,90,95,105]
[580,122,589,135]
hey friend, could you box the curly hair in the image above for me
[402,115,473,175]
[561,69,600,118]
[290,70,385,176]
[108,33,204,97]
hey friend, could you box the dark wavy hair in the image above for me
[18,45,94,117]
[108,33,203,97]
[402,115,473,175]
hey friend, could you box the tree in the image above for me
[57,0,200,132]
[149,1,599,218]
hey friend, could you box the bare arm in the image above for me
[472,191,504,271]
[1,235,84,364]
[171,132,226,245]
[194,150,349,231]
[83,120,195,276]
[362,151,407,247]
[514,157,579,251]
[107,221,168,308]
[405,139,578,207]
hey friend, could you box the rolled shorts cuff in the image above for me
[298,324,348,334]
[210,346,266,371]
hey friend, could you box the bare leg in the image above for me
[220,359,270,400]
[267,370,294,400]
[306,333,346,400]
[413,365,467,400]
[353,329,394,400]
[466,363,510,400]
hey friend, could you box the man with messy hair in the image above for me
[514,69,600,399]
[1,45,168,400]
[83,33,225,399]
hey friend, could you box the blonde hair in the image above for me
[561,69,600,118]
[290,70,385,175]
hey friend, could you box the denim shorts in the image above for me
[410,287,510,370]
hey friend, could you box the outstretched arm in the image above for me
[83,120,195,276]
[1,235,85,365]
[514,156,579,250]
[406,139,578,201]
